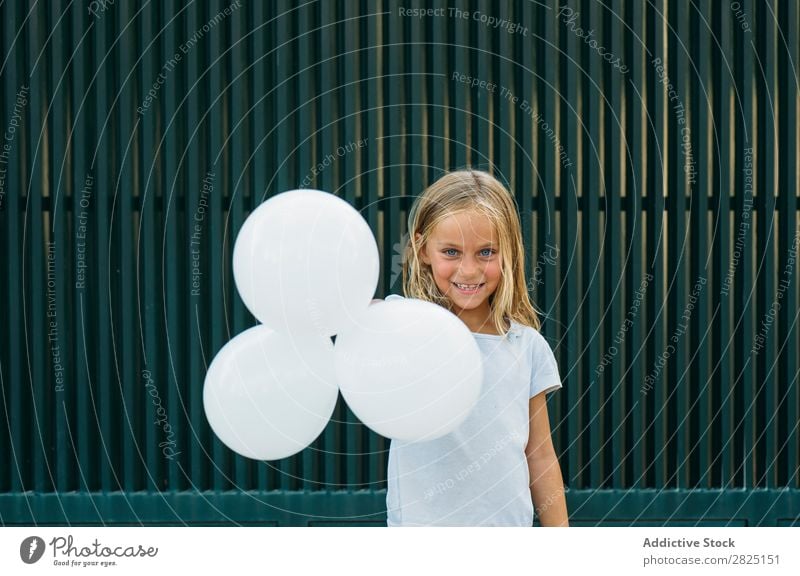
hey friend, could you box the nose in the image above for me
[457,256,482,279]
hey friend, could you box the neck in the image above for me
[453,303,500,334]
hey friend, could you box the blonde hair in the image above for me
[400,169,543,334]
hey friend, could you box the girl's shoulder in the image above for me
[508,320,555,352]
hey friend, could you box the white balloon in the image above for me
[232,189,379,338]
[203,325,339,461]
[334,298,482,442]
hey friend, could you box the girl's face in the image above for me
[417,210,503,316]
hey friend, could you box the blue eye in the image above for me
[443,248,495,257]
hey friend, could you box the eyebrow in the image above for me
[437,242,495,249]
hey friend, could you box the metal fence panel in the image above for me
[0,0,797,526]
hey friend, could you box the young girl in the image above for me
[382,169,568,527]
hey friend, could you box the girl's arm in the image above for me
[526,392,569,526]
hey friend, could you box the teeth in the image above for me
[455,283,481,290]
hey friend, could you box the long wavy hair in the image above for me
[400,169,542,334]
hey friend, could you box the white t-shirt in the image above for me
[384,294,563,526]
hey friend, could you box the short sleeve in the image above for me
[529,330,562,398]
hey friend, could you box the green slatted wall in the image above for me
[0,0,798,526]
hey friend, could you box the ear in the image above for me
[415,233,431,265]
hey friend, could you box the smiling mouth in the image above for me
[452,282,485,293]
